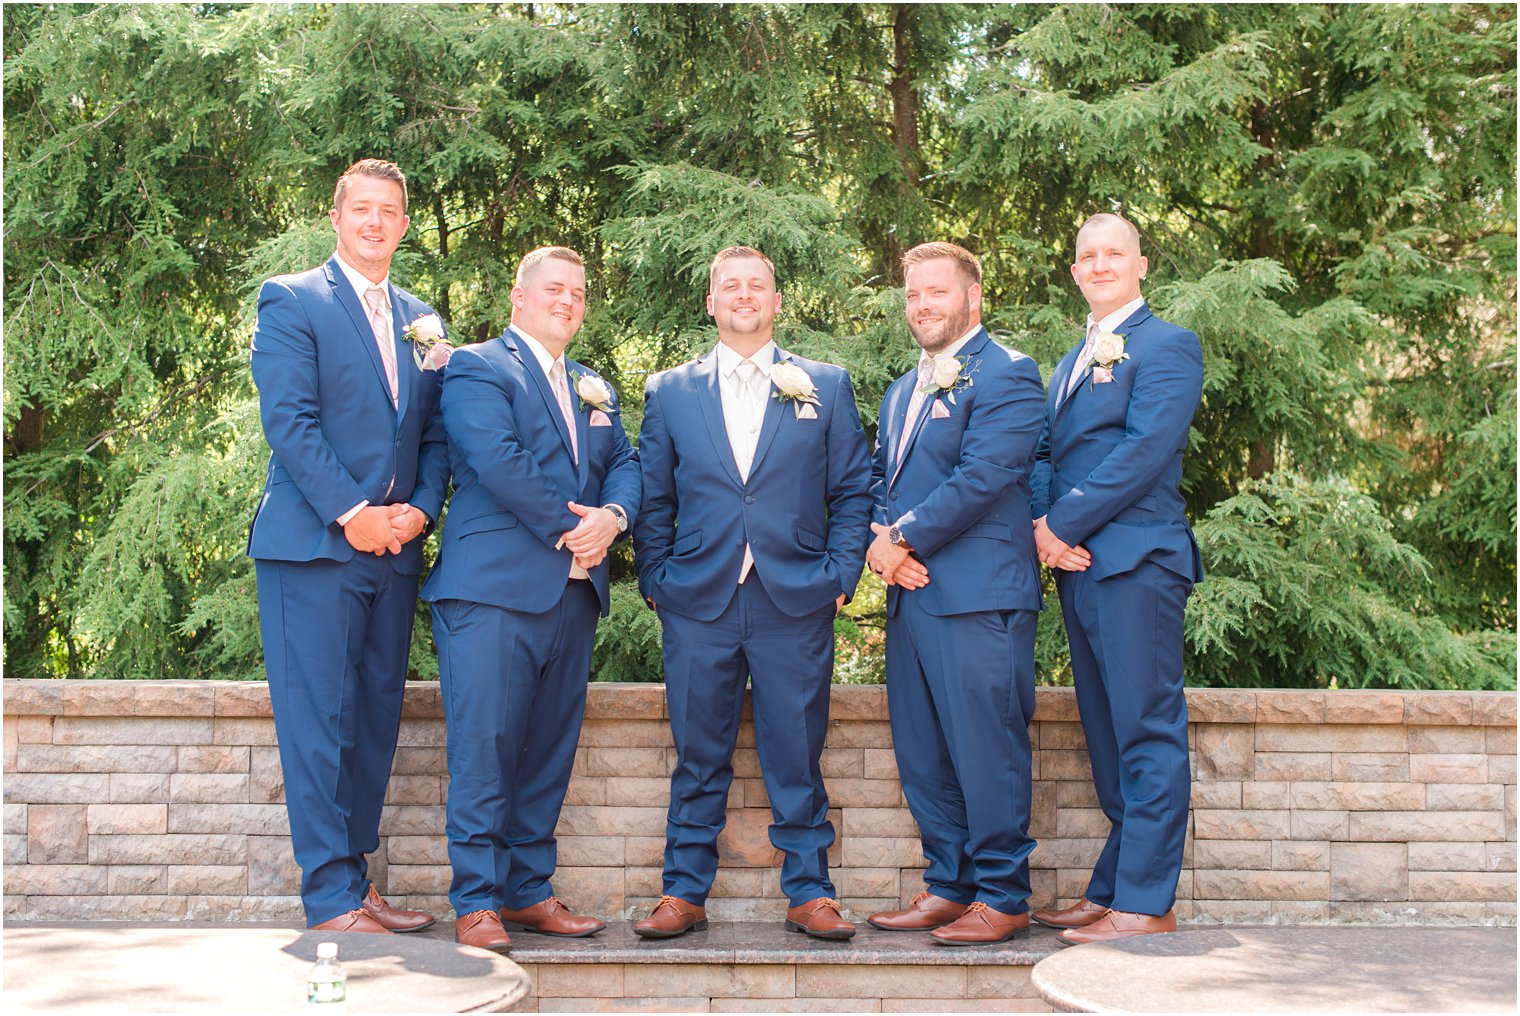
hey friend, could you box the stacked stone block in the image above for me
[4,680,1514,926]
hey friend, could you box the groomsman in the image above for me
[249,159,446,933]
[1030,213,1203,944]
[864,242,1046,945]
[632,247,871,940]
[421,246,640,952]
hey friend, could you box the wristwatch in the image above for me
[887,524,907,547]
[604,504,629,534]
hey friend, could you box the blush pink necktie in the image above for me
[364,286,398,407]
[895,356,936,467]
[550,361,579,465]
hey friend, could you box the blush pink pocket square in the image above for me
[794,402,818,420]
[930,400,952,420]
[589,410,612,427]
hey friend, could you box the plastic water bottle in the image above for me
[307,941,348,1012]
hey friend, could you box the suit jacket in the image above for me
[634,347,871,621]
[1030,302,1204,583]
[419,328,640,617]
[870,327,1046,618]
[248,256,449,576]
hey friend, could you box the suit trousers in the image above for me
[1057,560,1192,916]
[658,573,837,906]
[885,594,1038,914]
[433,579,600,916]
[255,556,417,925]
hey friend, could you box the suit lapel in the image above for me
[745,347,789,479]
[326,259,395,410]
[694,353,745,487]
[509,327,578,465]
[389,287,412,425]
[890,328,991,487]
[566,358,592,492]
[1055,302,1153,419]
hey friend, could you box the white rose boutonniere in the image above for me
[572,371,615,413]
[1085,331,1129,386]
[770,361,820,406]
[918,352,977,404]
[402,313,453,371]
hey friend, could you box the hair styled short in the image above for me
[708,246,776,289]
[1075,212,1142,252]
[514,246,585,288]
[333,159,408,213]
[900,241,982,287]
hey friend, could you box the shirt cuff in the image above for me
[336,500,369,527]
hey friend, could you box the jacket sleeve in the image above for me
[867,379,895,529]
[599,406,642,540]
[893,354,1046,559]
[438,346,580,549]
[823,369,873,601]
[632,380,676,602]
[250,279,368,524]
[1044,328,1203,547]
[408,310,450,525]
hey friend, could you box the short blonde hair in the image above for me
[334,159,408,213]
[709,246,776,289]
[515,246,584,287]
[901,241,982,287]
[1076,212,1142,252]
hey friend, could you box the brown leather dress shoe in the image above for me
[455,909,513,953]
[785,897,855,940]
[1058,908,1176,946]
[1031,896,1108,929]
[500,896,606,938]
[633,895,708,939]
[362,884,436,933]
[308,908,391,934]
[867,891,970,931]
[929,902,1030,945]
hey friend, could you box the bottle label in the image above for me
[308,979,346,1004]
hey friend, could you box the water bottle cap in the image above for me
[317,942,337,958]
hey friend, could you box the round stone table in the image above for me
[1032,927,1517,1013]
[4,926,530,1013]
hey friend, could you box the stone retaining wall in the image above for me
[4,681,1514,925]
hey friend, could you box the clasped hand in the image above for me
[1033,516,1091,571]
[559,501,619,570]
[343,503,427,556]
[866,522,930,590]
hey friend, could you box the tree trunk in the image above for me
[885,4,921,284]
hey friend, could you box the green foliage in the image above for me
[591,580,665,684]
[1186,473,1515,690]
[4,3,1513,690]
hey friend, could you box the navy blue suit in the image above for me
[1031,301,1203,916]
[421,327,640,915]
[871,328,1045,914]
[249,256,449,925]
[634,347,870,906]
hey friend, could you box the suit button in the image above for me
[744,495,755,504]
[890,492,899,500]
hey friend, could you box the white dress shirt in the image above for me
[333,252,393,526]
[715,339,776,583]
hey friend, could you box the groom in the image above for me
[1030,212,1204,944]
[422,246,640,952]
[632,246,871,940]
